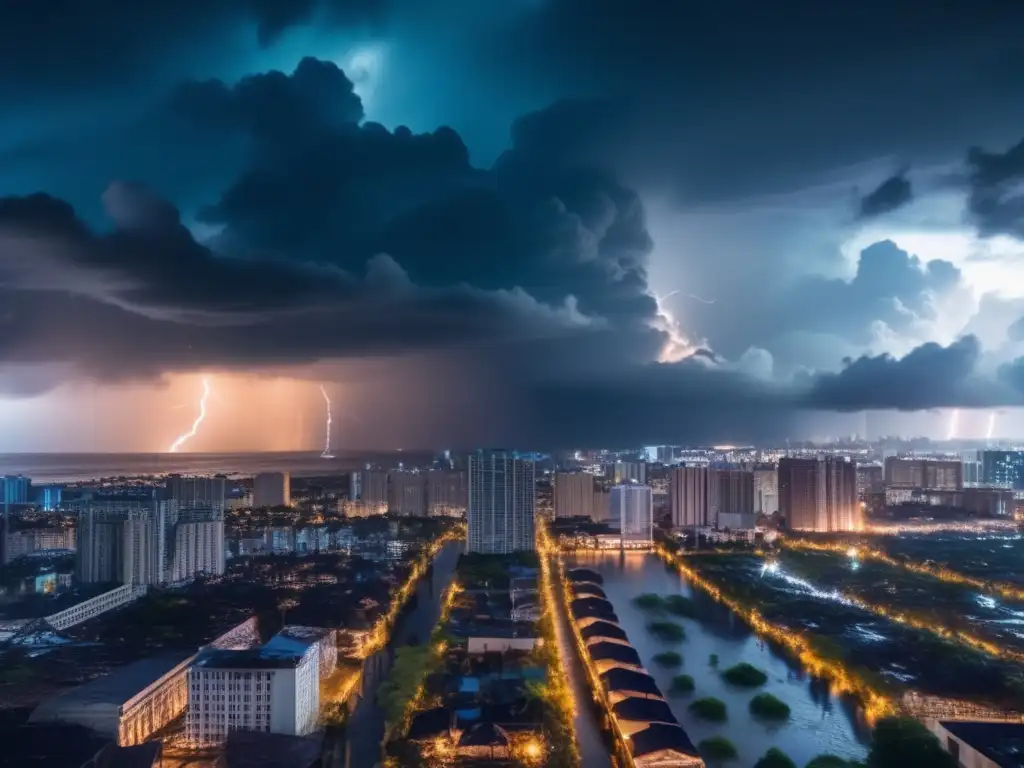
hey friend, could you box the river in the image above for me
[343,540,462,768]
[567,551,869,767]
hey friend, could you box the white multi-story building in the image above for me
[753,468,779,515]
[611,484,653,545]
[186,644,319,746]
[467,450,536,554]
[167,519,225,583]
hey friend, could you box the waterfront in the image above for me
[344,540,461,768]
[568,551,869,767]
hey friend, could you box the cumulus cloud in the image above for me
[967,136,1024,238]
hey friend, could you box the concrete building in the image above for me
[38,485,63,511]
[592,489,611,523]
[253,472,291,508]
[186,643,319,746]
[263,626,337,679]
[711,469,754,523]
[669,467,710,528]
[166,517,225,583]
[611,484,654,545]
[3,527,76,563]
[165,475,227,516]
[554,472,596,519]
[77,503,167,586]
[348,469,388,516]
[884,457,963,490]
[388,471,427,516]
[467,450,536,554]
[122,513,166,587]
[609,461,647,485]
[1,475,30,505]
[426,469,467,517]
[779,456,859,532]
[753,469,778,514]
[980,450,1024,490]
[856,464,884,499]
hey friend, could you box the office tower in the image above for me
[165,475,227,516]
[884,457,963,490]
[669,467,710,527]
[349,470,388,516]
[981,451,1024,490]
[467,450,536,554]
[609,461,646,485]
[779,457,858,532]
[426,469,468,517]
[611,484,653,544]
[1,475,30,505]
[554,472,595,518]
[388,471,427,516]
[186,644,319,746]
[253,472,291,508]
[166,508,225,583]
[753,468,778,514]
[712,469,754,518]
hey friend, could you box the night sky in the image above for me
[3,0,1024,451]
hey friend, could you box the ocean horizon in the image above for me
[0,450,438,483]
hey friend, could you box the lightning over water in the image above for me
[320,384,335,459]
[168,377,211,453]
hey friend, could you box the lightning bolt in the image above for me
[320,384,335,459]
[987,411,997,441]
[947,408,960,441]
[168,377,211,453]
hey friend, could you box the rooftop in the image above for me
[195,646,309,670]
[599,668,663,698]
[940,721,1024,768]
[629,722,700,759]
[612,696,677,725]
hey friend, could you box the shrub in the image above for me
[721,662,768,687]
[633,593,665,611]
[647,620,686,642]
[652,651,683,667]
[668,674,695,695]
[663,594,698,617]
[806,757,855,768]
[749,692,791,719]
[867,716,957,768]
[753,748,798,768]
[689,697,727,721]
[699,736,738,761]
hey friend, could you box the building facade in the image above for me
[166,518,225,583]
[711,469,754,523]
[165,475,227,516]
[467,450,536,554]
[753,468,778,514]
[611,484,653,545]
[779,457,859,532]
[426,469,467,517]
[669,467,710,528]
[388,471,427,516]
[253,472,291,508]
[554,472,596,519]
[348,470,388,517]
[884,457,963,490]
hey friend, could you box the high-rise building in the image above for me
[166,509,225,583]
[669,467,711,528]
[348,470,388,516]
[711,469,754,522]
[122,513,166,587]
[592,489,611,523]
[609,461,647,485]
[856,465,884,499]
[753,469,778,514]
[611,484,653,544]
[165,475,227,516]
[467,450,536,554]
[3,527,76,563]
[426,470,467,517]
[76,503,168,585]
[981,451,1024,490]
[961,450,983,487]
[1,475,30,506]
[779,457,858,532]
[389,471,427,516]
[884,457,962,490]
[554,472,595,519]
[253,472,291,508]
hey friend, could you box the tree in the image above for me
[806,757,854,768]
[753,748,797,768]
[866,717,957,768]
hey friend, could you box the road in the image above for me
[548,556,613,768]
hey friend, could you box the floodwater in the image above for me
[344,540,462,768]
[567,551,869,767]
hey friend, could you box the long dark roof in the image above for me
[629,723,700,759]
[611,696,677,725]
[458,722,510,747]
[587,641,643,666]
[567,568,603,585]
[571,583,608,599]
[571,601,619,622]
[940,721,1024,768]
[599,668,663,698]
[580,621,629,643]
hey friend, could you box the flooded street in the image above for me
[568,551,869,767]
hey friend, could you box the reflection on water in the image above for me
[568,551,869,767]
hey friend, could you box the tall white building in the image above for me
[609,461,646,485]
[186,644,319,746]
[76,503,167,585]
[253,472,291,508]
[611,484,653,545]
[554,472,595,519]
[167,518,225,583]
[122,513,166,587]
[467,451,536,554]
[753,468,779,515]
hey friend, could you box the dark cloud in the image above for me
[967,136,1024,238]
[858,173,913,219]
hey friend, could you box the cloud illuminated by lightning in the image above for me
[320,384,335,459]
[168,377,211,453]
[651,291,699,363]
[947,408,960,441]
